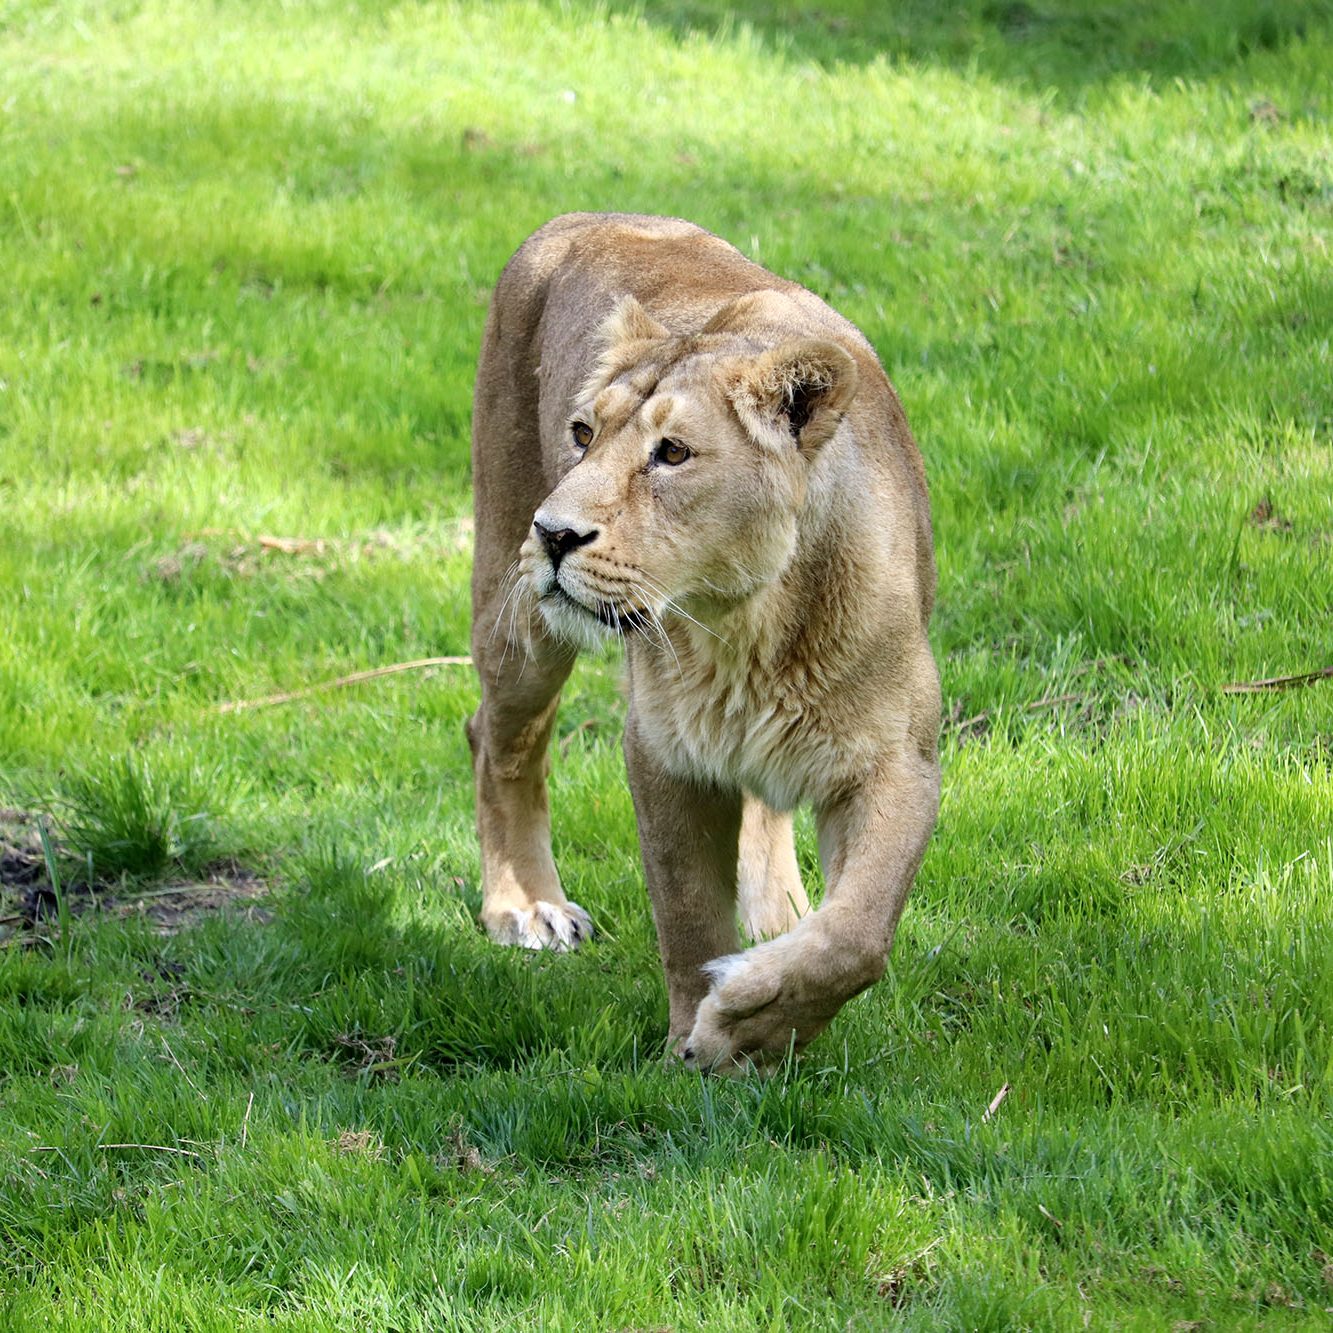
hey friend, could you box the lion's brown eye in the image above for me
[571,421,593,449]
[655,438,690,466]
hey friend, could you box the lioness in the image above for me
[468,213,940,1071]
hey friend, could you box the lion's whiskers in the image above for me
[628,579,685,682]
[489,559,536,673]
[634,571,730,648]
[488,559,521,641]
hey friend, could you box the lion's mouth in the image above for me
[594,603,651,633]
[545,585,649,634]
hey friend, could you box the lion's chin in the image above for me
[536,587,623,652]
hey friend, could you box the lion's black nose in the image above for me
[533,519,598,569]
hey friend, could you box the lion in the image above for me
[467,213,940,1071]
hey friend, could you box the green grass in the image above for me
[1,1,1331,1327]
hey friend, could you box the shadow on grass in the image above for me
[621,0,1332,93]
[254,845,668,1076]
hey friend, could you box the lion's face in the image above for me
[520,352,799,647]
[518,298,858,649]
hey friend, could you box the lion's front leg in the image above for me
[468,635,592,952]
[623,715,743,1046]
[683,752,940,1072]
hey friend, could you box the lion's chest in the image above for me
[629,651,872,811]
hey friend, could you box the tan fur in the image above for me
[469,213,941,1068]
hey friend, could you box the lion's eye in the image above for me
[571,421,593,449]
[654,438,691,466]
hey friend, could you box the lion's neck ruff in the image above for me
[626,473,886,811]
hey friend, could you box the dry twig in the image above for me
[1220,666,1333,694]
[97,1143,204,1160]
[558,717,599,755]
[216,656,472,713]
[257,535,327,554]
[1026,692,1082,711]
[981,1082,1010,1122]
[946,692,1085,735]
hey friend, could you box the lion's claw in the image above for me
[485,900,593,952]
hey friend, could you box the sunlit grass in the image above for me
[0,1,1330,1327]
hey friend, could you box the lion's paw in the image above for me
[484,900,593,953]
[677,943,842,1077]
[680,948,831,1074]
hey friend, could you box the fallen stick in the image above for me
[981,1082,1010,1122]
[558,717,599,755]
[258,535,327,554]
[1220,666,1333,694]
[951,710,990,733]
[98,1143,204,1160]
[946,692,1084,734]
[1025,692,1082,710]
[216,656,472,713]
[114,881,254,903]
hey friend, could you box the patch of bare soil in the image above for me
[112,867,272,935]
[0,810,269,945]
[331,1031,403,1081]
[1248,495,1294,533]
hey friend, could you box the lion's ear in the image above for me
[581,297,672,400]
[599,295,670,349]
[726,339,858,453]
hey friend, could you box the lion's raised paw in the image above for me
[484,900,593,952]
[681,944,841,1074]
[680,953,787,1074]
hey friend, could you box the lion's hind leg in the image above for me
[737,796,810,943]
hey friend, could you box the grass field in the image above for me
[1,1,1331,1327]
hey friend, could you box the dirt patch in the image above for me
[0,823,45,887]
[0,809,84,925]
[331,1031,402,1081]
[110,869,271,936]
[1248,495,1294,533]
[0,810,269,944]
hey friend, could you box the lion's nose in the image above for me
[533,518,598,570]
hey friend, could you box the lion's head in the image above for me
[518,293,859,649]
